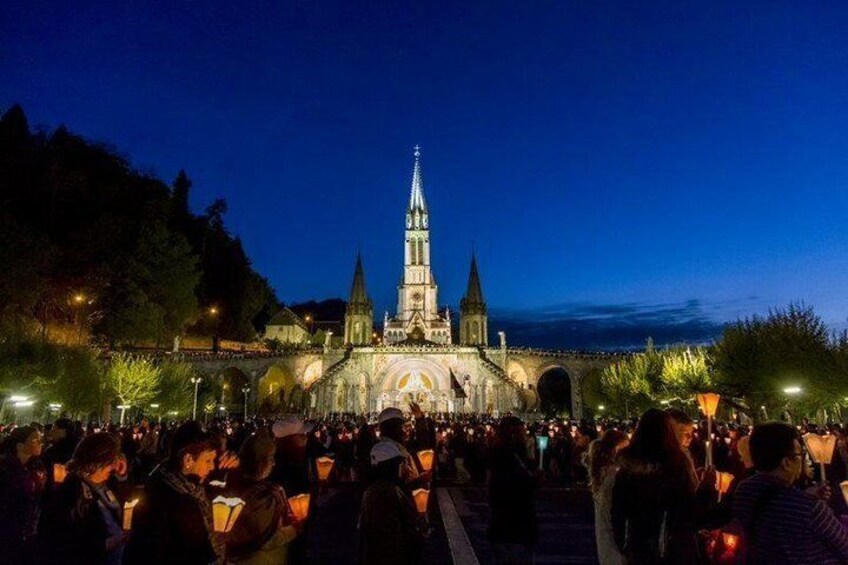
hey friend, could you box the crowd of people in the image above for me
[2,406,848,564]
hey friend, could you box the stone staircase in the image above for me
[307,347,352,389]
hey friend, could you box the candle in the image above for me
[412,488,430,514]
[288,493,310,522]
[212,496,245,533]
[714,471,734,502]
[316,456,335,482]
[417,449,435,472]
[53,463,67,484]
[123,499,139,531]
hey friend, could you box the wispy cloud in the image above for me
[488,298,742,351]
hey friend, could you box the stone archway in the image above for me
[537,366,573,417]
[376,357,450,413]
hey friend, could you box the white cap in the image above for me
[370,441,405,465]
[377,407,404,424]
[272,417,315,439]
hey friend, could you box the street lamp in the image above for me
[117,404,130,426]
[783,386,802,395]
[242,386,251,419]
[208,306,220,353]
[191,377,203,420]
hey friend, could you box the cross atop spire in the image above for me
[348,252,371,307]
[408,145,427,214]
[464,252,485,305]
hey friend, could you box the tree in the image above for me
[601,354,654,417]
[660,347,712,399]
[153,361,196,417]
[106,354,160,422]
[712,303,840,421]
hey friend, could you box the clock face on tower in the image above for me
[411,291,423,303]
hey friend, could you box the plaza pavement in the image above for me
[306,481,598,564]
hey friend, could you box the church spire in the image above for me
[464,252,485,305]
[408,145,428,215]
[348,252,370,306]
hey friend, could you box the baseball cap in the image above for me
[370,441,405,465]
[377,407,404,424]
[272,417,315,439]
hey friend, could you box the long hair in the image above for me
[583,429,628,493]
[620,408,687,472]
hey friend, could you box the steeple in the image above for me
[344,253,373,346]
[463,253,485,306]
[348,252,370,306]
[460,252,488,346]
[408,145,427,213]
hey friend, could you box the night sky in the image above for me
[3,1,848,348]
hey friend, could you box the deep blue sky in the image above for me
[3,1,848,347]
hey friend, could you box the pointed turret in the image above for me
[464,253,485,305]
[344,253,374,346]
[408,145,427,214]
[460,252,488,346]
[349,253,369,305]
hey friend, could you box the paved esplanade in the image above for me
[305,481,597,564]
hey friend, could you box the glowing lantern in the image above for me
[417,449,435,472]
[722,532,740,553]
[122,499,139,531]
[212,496,245,533]
[412,488,430,514]
[316,456,335,482]
[53,463,67,484]
[840,481,848,505]
[696,393,721,467]
[803,433,837,481]
[696,393,721,418]
[714,471,734,502]
[288,493,311,522]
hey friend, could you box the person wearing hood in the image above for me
[125,421,224,565]
[359,441,425,565]
[611,409,699,564]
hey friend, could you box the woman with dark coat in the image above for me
[0,425,45,564]
[125,422,224,565]
[227,431,299,564]
[40,432,126,565]
[611,409,699,564]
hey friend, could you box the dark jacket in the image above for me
[0,453,44,560]
[227,478,295,564]
[611,453,699,564]
[486,445,538,546]
[360,479,424,565]
[125,469,219,565]
[39,474,122,564]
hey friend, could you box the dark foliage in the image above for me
[0,104,279,345]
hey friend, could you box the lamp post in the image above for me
[71,293,86,345]
[242,386,250,419]
[117,404,130,426]
[208,306,220,353]
[783,386,802,425]
[191,377,203,420]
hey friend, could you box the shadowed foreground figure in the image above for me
[359,441,424,565]
[486,416,538,565]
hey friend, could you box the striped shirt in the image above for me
[732,473,848,564]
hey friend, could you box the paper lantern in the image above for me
[122,499,139,531]
[53,463,67,484]
[288,493,310,522]
[536,435,549,452]
[714,471,734,502]
[417,449,435,472]
[316,456,335,482]
[840,481,848,505]
[696,393,721,417]
[802,433,837,465]
[412,488,430,514]
[212,496,245,533]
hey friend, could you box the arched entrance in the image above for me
[376,357,451,413]
[537,367,573,417]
